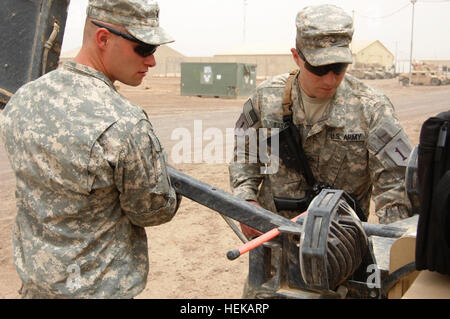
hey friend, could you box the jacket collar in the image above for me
[293,74,347,130]
[63,61,116,91]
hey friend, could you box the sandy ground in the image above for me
[0,77,448,299]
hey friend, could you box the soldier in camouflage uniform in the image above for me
[229,4,413,298]
[0,0,181,298]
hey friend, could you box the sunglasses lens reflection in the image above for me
[134,45,157,57]
[306,63,348,76]
[297,48,348,76]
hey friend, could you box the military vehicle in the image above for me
[348,68,376,80]
[399,71,443,86]
[399,62,450,86]
[0,0,439,299]
[379,68,396,79]
[349,63,397,80]
[374,69,385,79]
[348,68,366,79]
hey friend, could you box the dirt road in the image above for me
[0,77,448,299]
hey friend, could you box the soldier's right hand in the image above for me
[239,200,264,239]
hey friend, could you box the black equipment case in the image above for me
[0,0,70,109]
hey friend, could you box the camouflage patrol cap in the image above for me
[296,4,353,66]
[87,0,174,45]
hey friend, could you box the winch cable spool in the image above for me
[299,190,368,292]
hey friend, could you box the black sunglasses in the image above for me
[91,21,158,57]
[296,48,348,76]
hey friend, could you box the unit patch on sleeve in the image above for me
[234,98,259,132]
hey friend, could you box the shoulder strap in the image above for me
[280,69,317,188]
[282,69,299,117]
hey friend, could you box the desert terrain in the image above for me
[0,76,448,298]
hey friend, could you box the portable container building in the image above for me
[180,62,257,98]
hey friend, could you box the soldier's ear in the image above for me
[95,28,111,51]
[291,48,302,68]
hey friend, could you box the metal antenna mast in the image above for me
[409,0,417,85]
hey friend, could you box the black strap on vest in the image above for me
[281,69,318,188]
[277,70,367,221]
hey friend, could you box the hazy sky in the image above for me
[62,0,450,61]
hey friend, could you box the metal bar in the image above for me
[361,222,407,238]
[168,166,302,234]
[220,215,248,244]
[168,166,408,239]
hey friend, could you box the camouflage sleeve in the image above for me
[228,93,264,201]
[366,100,413,224]
[115,119,180,227]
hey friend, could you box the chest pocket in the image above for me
[319,142,347,187]
[320,130,368,191]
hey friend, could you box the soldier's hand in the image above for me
[379,204,412,224]
[239,200,264,239]
[247,200,261,207]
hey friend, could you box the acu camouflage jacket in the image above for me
[0,61,180,298]
[229,71,412,224]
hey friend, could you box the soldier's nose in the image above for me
[144,54,156,68]
[322,71,338,86]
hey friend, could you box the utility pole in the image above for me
[395,41,398,73]
[409,0,417,85]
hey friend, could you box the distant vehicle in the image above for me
[348,69,366,79]
[363,70,377,80]
[398,71,444,86]
[349,65,397,80]
[375,70,385,79]
[383,70,396,79]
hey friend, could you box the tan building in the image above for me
[212,42,296,79]
[351,40,395,69]
[152,45,185,77]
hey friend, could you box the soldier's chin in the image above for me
[317,88,336,99]
[120,78,143,87]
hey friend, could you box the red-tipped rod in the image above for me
[227,212,306,260]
